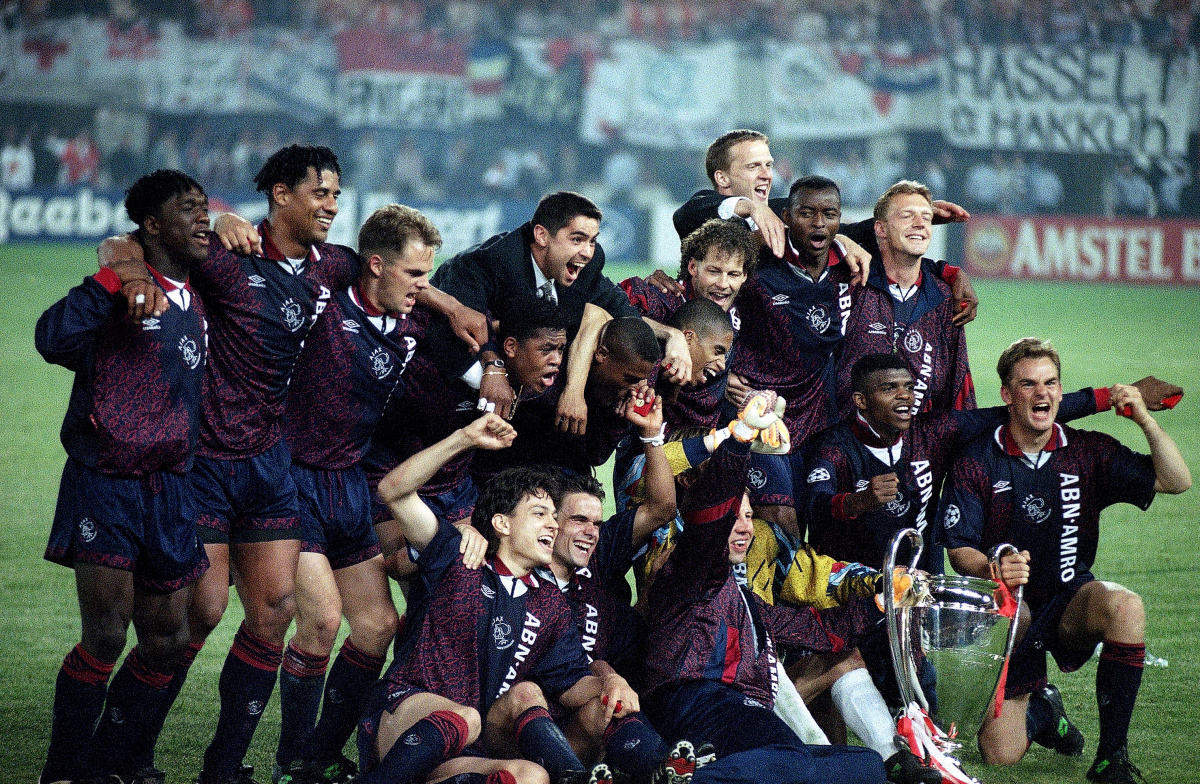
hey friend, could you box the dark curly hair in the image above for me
[253,144,341,204]
[124,169,205,227]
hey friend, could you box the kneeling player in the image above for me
[937,338,1190,783]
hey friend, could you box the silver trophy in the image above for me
[883,529,1023,783]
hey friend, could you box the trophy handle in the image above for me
[989,543,1025,663]
[884,528,926,711]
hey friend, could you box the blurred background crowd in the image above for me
[2,0,1199,218]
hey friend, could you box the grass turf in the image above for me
[2,243,1198,783]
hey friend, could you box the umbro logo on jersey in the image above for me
[248,275,267,287]
[141,318,161,331]
[855,479,871,491]
[868,322,889,335]
[341,319,361,333]
[480,584,496,599]
[992,481,1012,493]
[807,467,830,483]
[771,294,790,306]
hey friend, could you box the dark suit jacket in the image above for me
[672,188,879,259]
[427,221,639,378]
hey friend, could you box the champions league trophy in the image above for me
[883,528,1023,784]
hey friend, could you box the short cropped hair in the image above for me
[850,353,910,395]
[678,219,758,284]
[788,175,841,207]
[601,317,662,364]
[667,297,733,339]
[530,192,602,235]
[997,337,1061,386]
[472,466,563,556]
[358,204,442,260]
[559,472,606,505]
[705,129,768,186]
[873,180,933,223]
[254,144,341,204]
[497,295,569,344]
[125,169,205,228]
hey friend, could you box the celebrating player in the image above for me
[271,205,442,784]
[422,191,693,420]
[835,181,975,418]
[367,418,633,784]
[937,338,1190,783]
[641,393,888,784]
[36,169,210,784]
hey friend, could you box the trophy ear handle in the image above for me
[988,542,1025,664]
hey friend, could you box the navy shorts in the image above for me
[46,457,208,593]
[192,440,301,544]
[1005,576,1097,698]
[293,463,382,570]
[357,681,487,772]
[746,452,794,507]
[646,680,885,784]
[420,477,478,526]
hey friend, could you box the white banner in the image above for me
[768,43,909,140]
[336,71,470,129]
[941,45,1199,156]
[580,41,739,149]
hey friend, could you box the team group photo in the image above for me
[2,2,1199,784]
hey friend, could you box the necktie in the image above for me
[539,280,557,305]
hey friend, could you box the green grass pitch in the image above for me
[2,242,1199,783]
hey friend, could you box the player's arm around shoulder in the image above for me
[1114,383,1191,494]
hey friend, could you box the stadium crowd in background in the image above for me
[4,0,1200,216]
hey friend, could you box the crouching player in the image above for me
[36,170,210,784]
[366,416,691,784]
[542,393,714,783]
[937,338,1191,783]
[642,392,888,784]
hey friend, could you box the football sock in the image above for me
[202,624,284,779]
[92,645,174,776]
[603,712,668,782]
[831,667,899,760]
[514,705,584,779]
[41,643,114,781]
[276,642,330,768]
[357,709,469,784]
[311,638,386,763]
[1095,640,1145,760]
[132,639,203,771]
